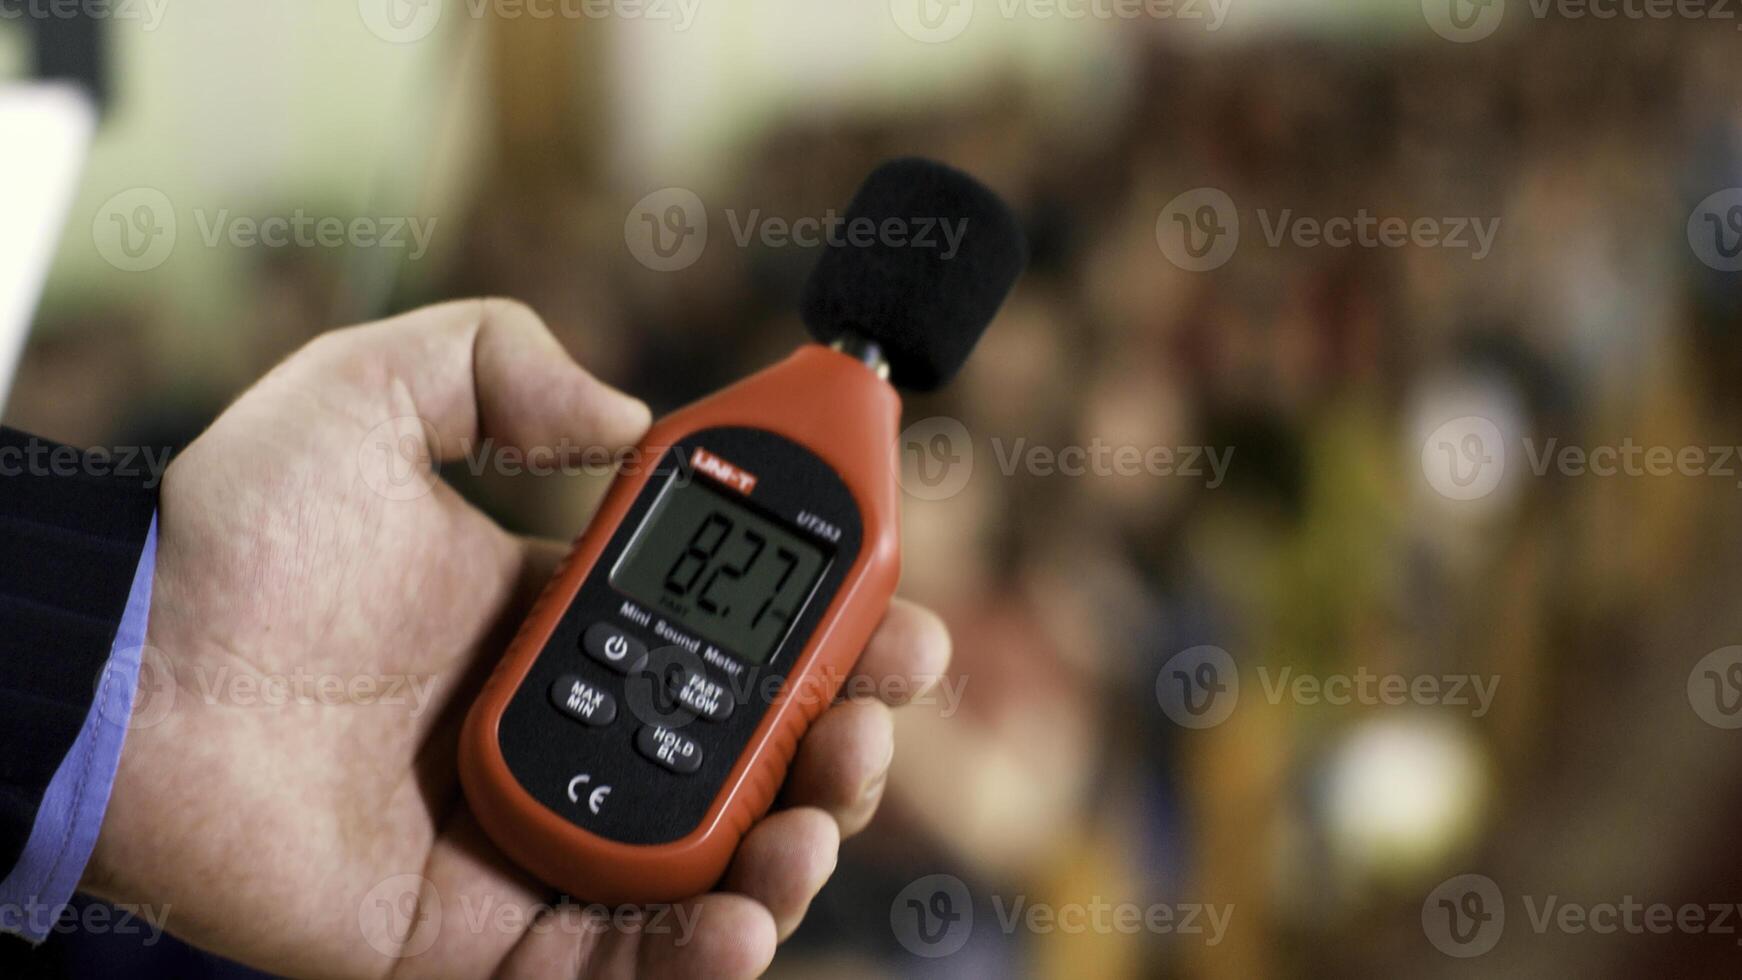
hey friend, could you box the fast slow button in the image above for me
[669,665,733,722]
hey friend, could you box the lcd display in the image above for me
[610,475,830,664]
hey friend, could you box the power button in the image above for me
[583,622,648,674]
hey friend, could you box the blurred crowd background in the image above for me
[6,2,1742,977]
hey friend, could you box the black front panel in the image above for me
[497,427,863,846]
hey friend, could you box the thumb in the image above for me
[306,297,652,460]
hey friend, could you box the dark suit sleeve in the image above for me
[0,428,158,877]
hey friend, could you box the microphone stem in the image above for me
[828,334,891,381]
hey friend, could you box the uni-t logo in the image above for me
[691,447,758,494]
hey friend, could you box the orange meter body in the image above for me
[460,343,901,904]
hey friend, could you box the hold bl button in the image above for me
[636,725,703,774]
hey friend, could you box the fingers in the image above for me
[397,812,568,980]
[494,896,777,980]
[636,895,776,980]
[781,698,894,837]
[851,598,953,706]
[779,600,950,835]
[721,808,839,941]
[298,297,651,461]
[743,603,950,940]
[411,813,777,980]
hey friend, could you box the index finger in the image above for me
[293,297,652,463]
[848,597,953,706]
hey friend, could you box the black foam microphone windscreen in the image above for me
[800,158,1027,391]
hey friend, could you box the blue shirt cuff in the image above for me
[0,515,156,944]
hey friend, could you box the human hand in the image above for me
[81,299,951,979]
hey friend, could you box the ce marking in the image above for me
[567,773,612,815]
